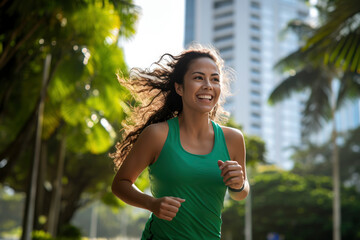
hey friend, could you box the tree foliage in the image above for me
[0,0,139,235]
[305,0,360,73]
[222,168,360,240]
[291,126,360,189]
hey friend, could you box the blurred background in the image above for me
[0,0,359,240]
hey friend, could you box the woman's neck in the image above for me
[178,111,213,139]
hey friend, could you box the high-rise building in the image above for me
[185,0,309,168]
[336,100,360,133]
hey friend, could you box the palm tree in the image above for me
[269,0,360,239]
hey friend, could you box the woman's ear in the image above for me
[174,82,183,96]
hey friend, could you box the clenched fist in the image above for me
[218,160,245,190]
[150,196,185,221]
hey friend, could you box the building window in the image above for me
[251,68,261,79]
[250,13,260,20]
[251,68,260,74]
[251,123,261,129]
[214,22,234,31]
[251,79,261,86]
[215,10,234,19]
[251,101,261,107]
[251,47,261,53]
[250,35,261,43]
[250,24,261,31]
[214,34,233,43]
[223,57,233,61]
[251,58,261,64]
[250,1,261,10]
[251,112,261,118]
[214,0,233,9]
[219,46,233,55]
[251,90,261,97]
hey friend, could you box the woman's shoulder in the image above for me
[220,125,245,161]
[142,122,169,136]
[140,122,169,162]
[220,125,245,148]
[147,121,169,132]
[139,121,169,149]
[220,125,244,140]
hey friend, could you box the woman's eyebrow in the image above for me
[192,71,219,76]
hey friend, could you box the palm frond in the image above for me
[275,40,330,73]
[301,72,333,134]
[305,0,360,72]
[302,90,331,134]
[279,19,315,42]
[274,49,306,72]
[269,67,324,105]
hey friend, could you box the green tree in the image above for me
[0,0,137,182]
[291,126,360,189]
[268,1,360,239]
[222,168,360,240]
[0,0,139,238]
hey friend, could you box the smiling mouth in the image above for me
[197,94,213,100]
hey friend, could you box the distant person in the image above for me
[111,45,249,239]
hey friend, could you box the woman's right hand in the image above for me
[150,197,185,221]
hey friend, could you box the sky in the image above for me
[121,0,185,69]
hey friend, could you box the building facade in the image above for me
[185,0,309,168]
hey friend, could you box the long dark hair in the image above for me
[110,46,232,169]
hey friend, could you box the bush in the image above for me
[57,224,82,240]
[32,230,53,240]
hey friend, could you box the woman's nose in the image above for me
[202,78,213,89]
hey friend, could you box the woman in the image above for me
[111,46,249,239]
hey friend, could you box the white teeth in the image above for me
[198,95,212,100]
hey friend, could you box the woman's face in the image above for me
[175,57,221,114]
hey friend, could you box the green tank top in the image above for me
[141,117,231,240]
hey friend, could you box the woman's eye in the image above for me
[213,78,220,82]
[194,76,203,80]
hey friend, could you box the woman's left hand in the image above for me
[218,160,245,190]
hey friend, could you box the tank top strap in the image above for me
[166,117,179,143]
[211,120,231,160]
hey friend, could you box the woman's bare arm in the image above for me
[111,123,185,221]
[220,126,249,201]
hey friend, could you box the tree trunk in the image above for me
[22,54,52,240]
[34,140,48,230]
[48,136,66,237]
[332,115,341,240]
[20,173,32,240]
[330,80,341,240]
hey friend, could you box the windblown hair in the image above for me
[110,45,233,169]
